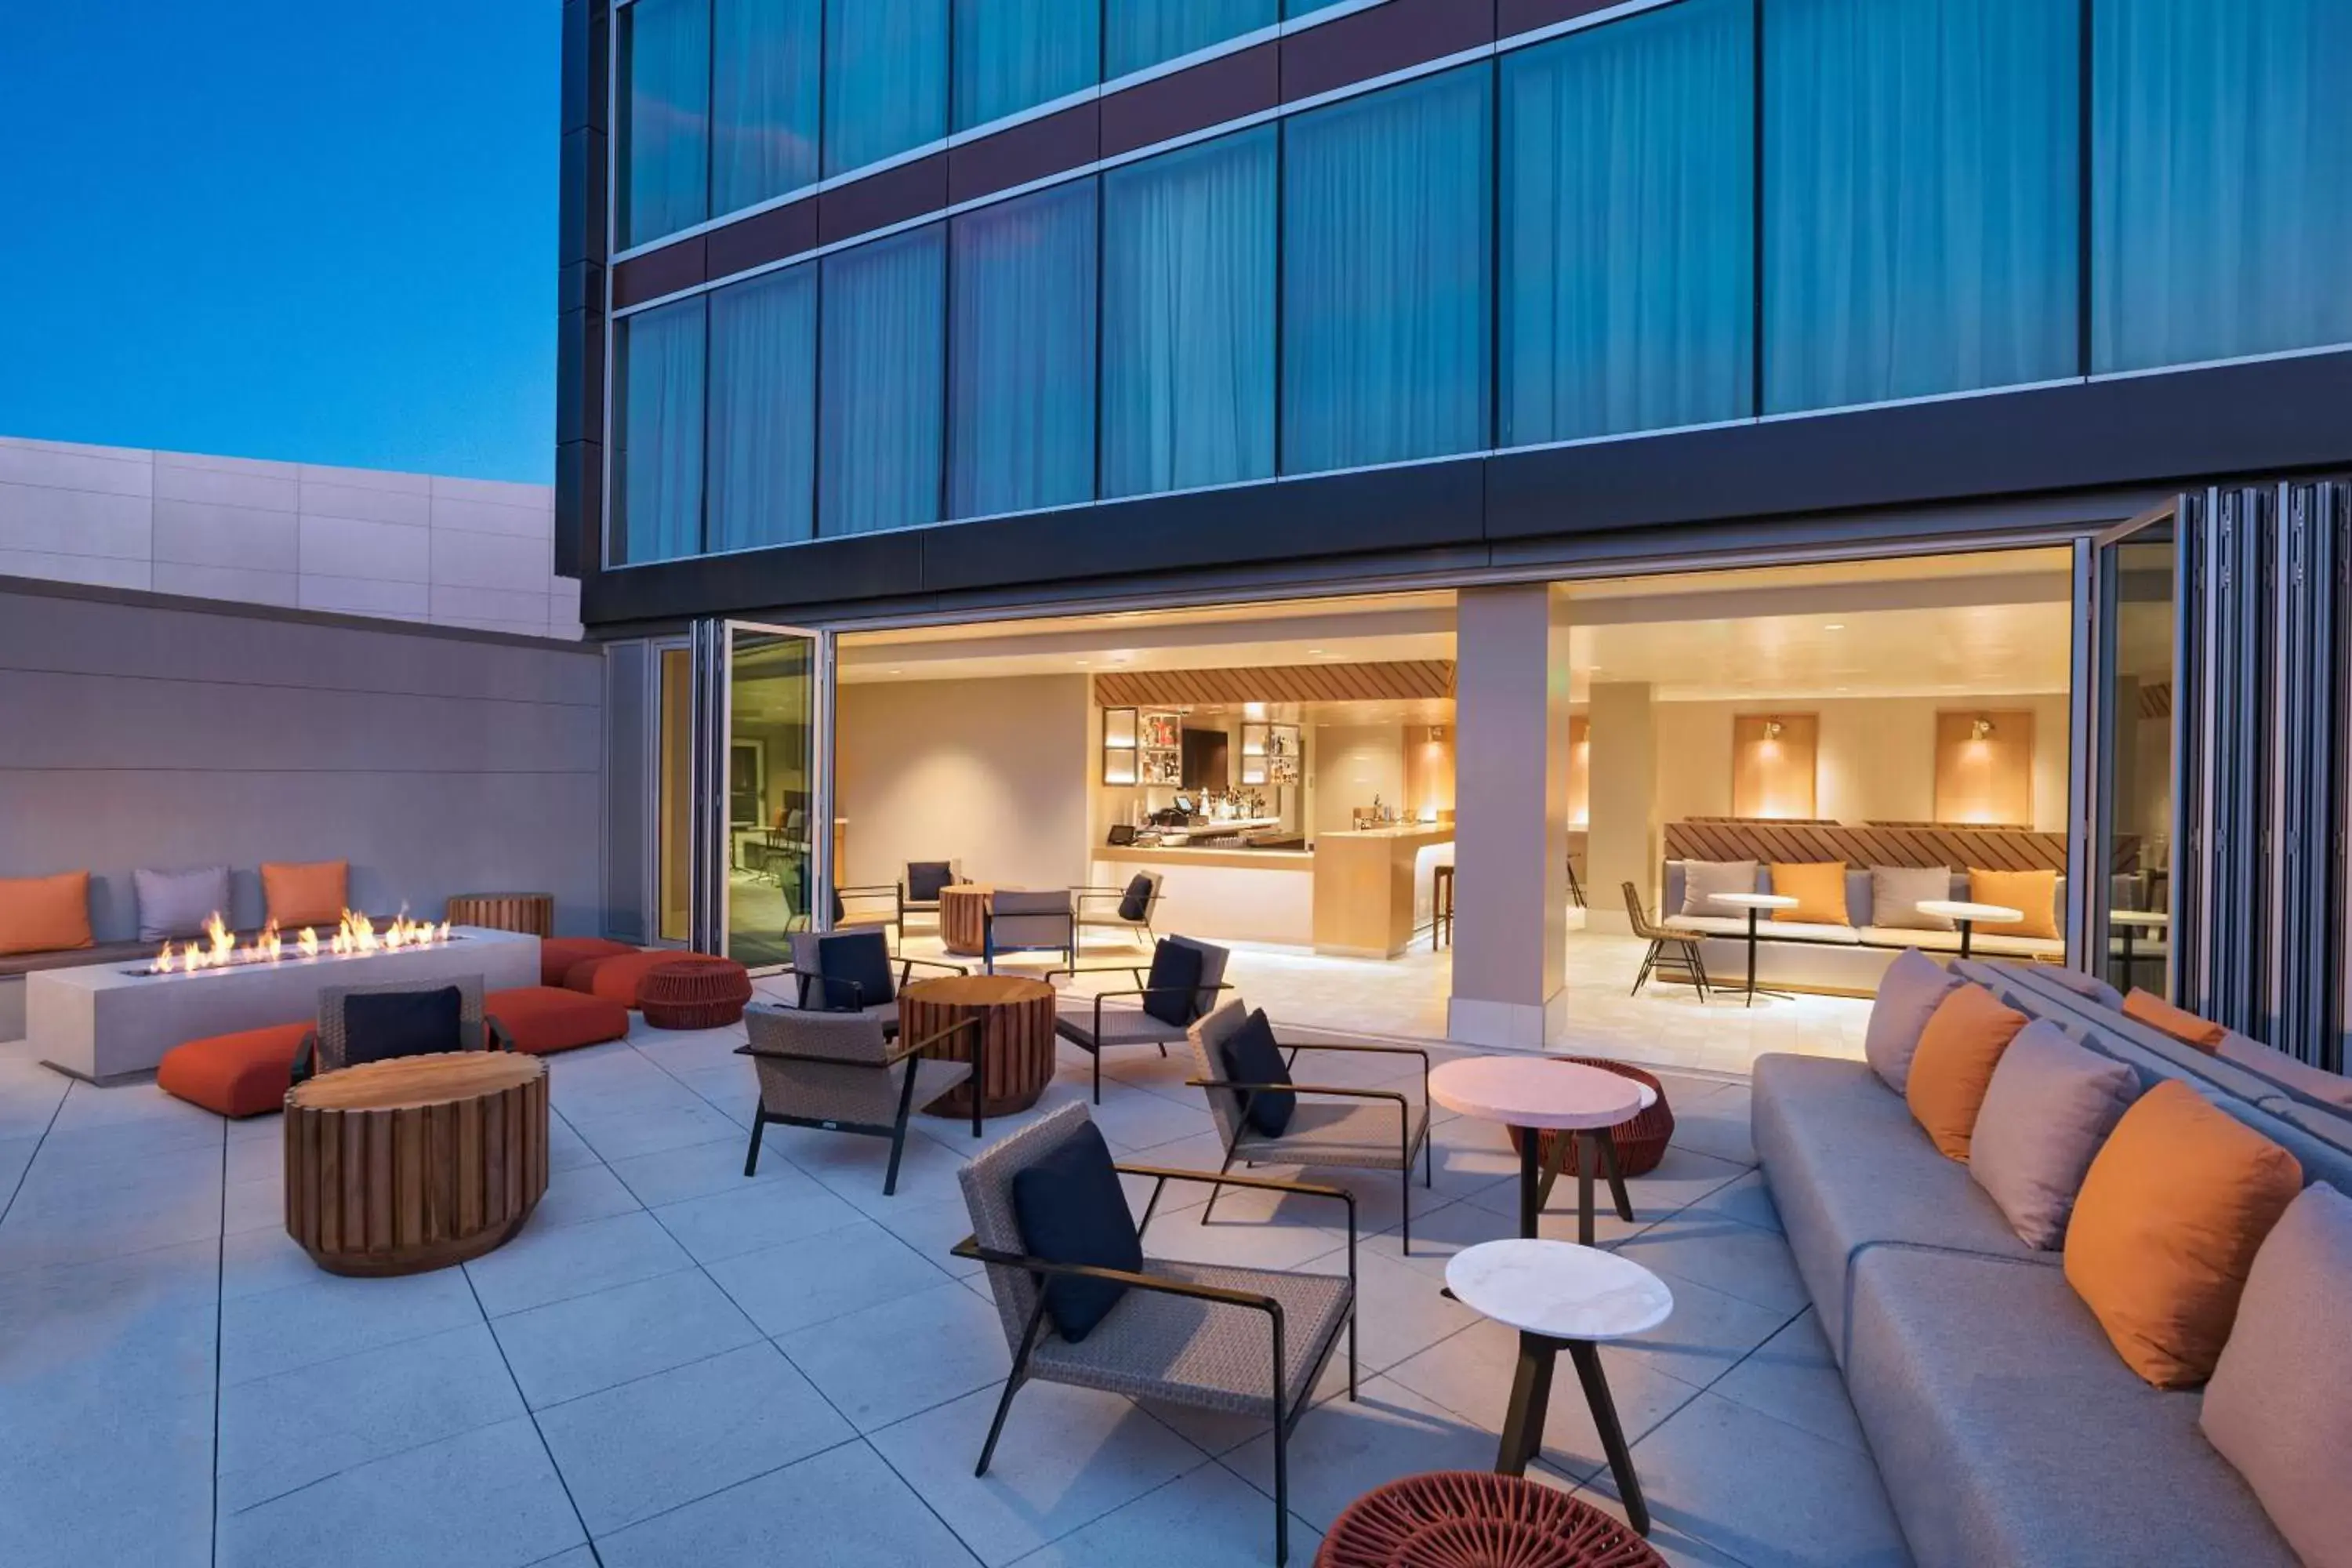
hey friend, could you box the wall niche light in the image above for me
[1969,716,1996,741]
[1762,718,1786,741]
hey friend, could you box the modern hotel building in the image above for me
[557,0,2352,1068]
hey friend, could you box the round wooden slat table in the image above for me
[284,1051,549,1277]
[443,891,556,938]
[938,884,996,957]
[898,973,1055,1119]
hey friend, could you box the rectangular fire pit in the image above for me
[29,926,540,1083]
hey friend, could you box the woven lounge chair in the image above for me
[1187,998,1434,1254]
[1071,869,1162,951]
[1624,881,1711,1000]
[1048,935,1232,1105]
[291,974,511,1082]
[955,1101,1358,1566]
[736,1005,982,1195]
[785,928,967,1038]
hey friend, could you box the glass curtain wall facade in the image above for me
[610,0,2352,565]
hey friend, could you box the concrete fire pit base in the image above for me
[28,927,540,1084]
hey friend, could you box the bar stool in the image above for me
[1433,864,1455,949]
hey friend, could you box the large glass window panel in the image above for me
[1762,0,2077,413]
[1102,129,1276,498]
[1501,0,1752,446]
[706,266,817,551]
[619,0,710,247]
[711,0,821,214]
[824,0,949,176]
[949,181,1099,517]
[1105,0,1276,79]
[953,0,1100,131]
[1283,66,1492,475]
[2093,0,2352,372]
[818,226,946,535]
[614,297,708,564]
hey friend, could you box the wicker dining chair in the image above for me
[736,1005,982,1195]
[955,1101,1358,1566]
[1185,999,1434,1254]
[1623,882,1712,1000]
[292,974,510,1082]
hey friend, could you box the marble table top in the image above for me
[2107,909,2171,927]
[1428,1056,1647,1130]
[1916,899,2024,924]
[1709,892,1798,910]
[1446,1239,1674,1341]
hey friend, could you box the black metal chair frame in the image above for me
[789,949,969,1036]
[1047,964,1234,1104]
[1069,881,1160,952]
[982,905,1076,974]
[1188,1037,1435,1254]
[954,1166,1358,1566]
[736,1014,983,1196]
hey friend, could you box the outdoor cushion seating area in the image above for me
[1751,953,2352,1566]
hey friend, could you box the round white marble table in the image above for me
[1708,891,1800,1006]
[1446,1238,1674,1532]
[1916,898,2025,961]
[1428,1057,1646,1244]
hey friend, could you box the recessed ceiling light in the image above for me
[1074,659,1089,666]
[888,669,902,675]
[1824,623,1846,631]
[1305,649,1323,655]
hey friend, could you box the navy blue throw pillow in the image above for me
[816,931,895,1011]
[1142,938,1204,1027]
[907,862,954,903]
[343,986,462,1066]
[1218,1008,1294,1136]
[1116,873,1154,923]
[1011,1121,1142,1341]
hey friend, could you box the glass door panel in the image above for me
[717,622,827,969]
[655,644,695,944]
[2092,511,2178,997]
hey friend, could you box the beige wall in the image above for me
[837,674,1091,892]
[1311,724,1406,833]
[1584,682,1659,931]
[1650,693,2073,832]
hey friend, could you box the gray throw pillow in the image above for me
[1967,1021,2138,1247]
[134,865,231,942]
[1869,866,1956,931]
[1864,947,1963,1094]
[2201,1183,2352,1568]
[1679,860,1759,918]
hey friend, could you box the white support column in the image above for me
[1447,585,1572,1049]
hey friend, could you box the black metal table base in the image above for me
[1740,908,1796,1006]
[1514,1123,1636,1245]
[1496,1329,1650,1535]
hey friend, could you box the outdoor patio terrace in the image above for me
[0,981,1904,1568]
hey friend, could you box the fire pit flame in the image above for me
[147,909,450,975]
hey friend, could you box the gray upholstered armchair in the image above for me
[1186,998,1434,1254]
[954,1102,1357,1566]
[736,1005,982,1195]
[982,889,1075,973]
[291,974,510,1083]
[1048,935,1232,1104]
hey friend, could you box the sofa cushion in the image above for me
[487,985,630,1056]
[1751,1053,2048,1361]
[1870,866,1956,931]
[1218,1007,1295,1136]
[2122,988,2225,1051]
[2035,964,2123,1010]
[2217,1030,2352,1112]
[1142,938,1204,1027]
[2201,1183,2352,1568]
[1011,1120,1140,1342]
[906,861,956,904]
[134,866,230,943]
[1844,1244,2297,1568]
[343,985,463,1066]
[1663,914,1751,938]
[1969,1021,2140,1248]
[1968,868,2059,942]
[157,1022,308,1118]
[1769,861,1849,926]
[1864,947,1963,1094]
[539,936,638,989]
[0,871,93,957]
[1678,858,1758,918]
[2065,1080,2303,1387]
[815,931,895,1011]
[1116,873,1155,924]
[261,860,347,928]
[1907,985,2028,1161]
[573,949,731,1008]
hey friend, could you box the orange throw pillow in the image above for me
[2063,1080,2302,1388]
[0,870,94,956]
[1967,868,2060,941]
[1769,862,1849,926]
[2122,988,2226,1052]
[1905,984,2027,1160]
[261,860,348,928]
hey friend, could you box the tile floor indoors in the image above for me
[0,975,1905,1568]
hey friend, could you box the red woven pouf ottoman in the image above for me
[1317,1472,1665,1568]
[637,957,753,1029]
[1507,1058,1676,1180]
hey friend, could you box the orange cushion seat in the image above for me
[262,859,348,928]
[486,985,630,1055]
[0,870,94,956]
[540,936,640,989]
[571,948,737,1009]
[157,1022,309,1119]
[2121,987,2227,1051]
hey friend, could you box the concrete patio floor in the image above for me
[0,986,1909,1567]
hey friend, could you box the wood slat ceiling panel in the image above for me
[1094,661,1455,708]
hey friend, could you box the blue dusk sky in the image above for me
[0,2,558,482]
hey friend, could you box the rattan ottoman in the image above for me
[637,957,754,1029]
[1316,1472,1664,1568]
[1509,1058,1676,1180]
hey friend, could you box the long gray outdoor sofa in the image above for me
[1752,958,2352,1568]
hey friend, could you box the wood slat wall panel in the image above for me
[1094,661,1454,708]
[1661,820,2126,873]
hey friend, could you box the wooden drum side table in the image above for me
[938,884,996,957]
[898,973,1054,1118]
[445,891,556,938]
[285,1051,549,1276]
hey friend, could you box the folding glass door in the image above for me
[2080,506,2180,1000]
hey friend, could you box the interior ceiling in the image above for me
[837,549,2086,702]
